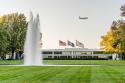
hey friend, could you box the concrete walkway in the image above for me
[0,64,102,66]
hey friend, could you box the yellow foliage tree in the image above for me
[100,30,116,53]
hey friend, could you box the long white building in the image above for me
[42,48,113,60]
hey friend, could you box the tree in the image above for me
[100,19,125,59]
[121,4,125,17]
[0,13,27,59]
[0,24,9,59]
[113,21,125,59]
[100,30,116,53]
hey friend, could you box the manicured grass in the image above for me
[0,60,125,66]
[0,60,125,82]
[43,60,125,66]
[0,60,23,65]
[0,66,125,83]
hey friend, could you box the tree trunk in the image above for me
[11,48,15,60]
[19,51,22,59]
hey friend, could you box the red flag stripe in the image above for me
[59,40,66,46]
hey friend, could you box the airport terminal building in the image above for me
[42,48,113,60]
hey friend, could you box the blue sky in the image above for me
[0,0,124,49]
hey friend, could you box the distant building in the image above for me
[42,48,113,60]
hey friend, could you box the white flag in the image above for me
[76,40,84,48]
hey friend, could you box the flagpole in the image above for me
[67,40,69,49]
[58,44,60,49]
[58,40,60,49]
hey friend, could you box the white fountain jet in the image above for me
[24,12,42,66]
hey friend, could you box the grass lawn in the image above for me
[43,60,125,66]
[0,60,23,65]
[0,66,125,83]
[1,60,125,66]
[0,60,125,83]
[0,60,125,82]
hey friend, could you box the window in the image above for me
[42,51,52,54]
[54,51,62,54]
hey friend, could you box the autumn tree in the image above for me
[101,4,125,59]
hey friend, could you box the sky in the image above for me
[0,0,124,49]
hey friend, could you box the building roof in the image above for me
[42,48,104,52]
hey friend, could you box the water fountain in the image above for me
[24,12,42,66]
[22,12,99,67]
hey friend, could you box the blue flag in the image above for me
[67,40,75,47]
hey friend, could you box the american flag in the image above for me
[59,40,66,46]
[67,40,75,47]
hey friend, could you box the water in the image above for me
[24,12,42,66]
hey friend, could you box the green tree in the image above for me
[0,24,9,59]
[112,20,125,59]
[0,13,27,59]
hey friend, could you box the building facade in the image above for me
[42,48,112,60]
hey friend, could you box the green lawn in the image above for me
[43,60,125,66]
[0,66,125,83]
[0,60,125,82]
[0,60,23,65]
[0,60,125,66]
